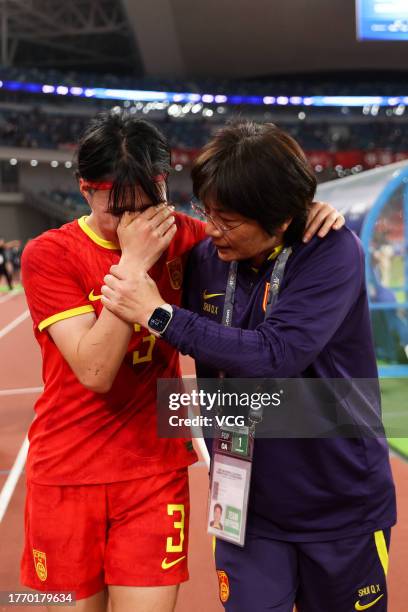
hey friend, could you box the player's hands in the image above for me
[101,266,164,328]
[303,201,345,243]
[117,203,177,271]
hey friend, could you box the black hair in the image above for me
[76,109,171,216]
[191,120,317,244]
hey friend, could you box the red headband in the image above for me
[82,174,168,191]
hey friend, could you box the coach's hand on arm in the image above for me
[101,267,163,329]
[117,204,177,271]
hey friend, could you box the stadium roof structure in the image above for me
[123,0,408,79]
[2,0,408,79]
[317,160,408,227]
[0,0,142,74]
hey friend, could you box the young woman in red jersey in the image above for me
[21,111,205,612]
[21,110,344,612]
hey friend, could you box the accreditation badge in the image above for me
[207,425,253,547]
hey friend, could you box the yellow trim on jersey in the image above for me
[78,216,120,250]
[374,530,389,576]
[212,535,216,557]
[38,305,95,331]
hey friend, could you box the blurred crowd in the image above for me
[1,106,408,154]
[0,109,87,149]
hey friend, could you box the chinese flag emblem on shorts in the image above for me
[217,570,230,603]
[33,549,47,582]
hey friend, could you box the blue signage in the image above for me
[357,0,408,40]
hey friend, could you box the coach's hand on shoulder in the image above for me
[303,201,345,243]
[117,204,177,271]
[101,266,164,328]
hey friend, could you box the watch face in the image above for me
[148,307,172,333]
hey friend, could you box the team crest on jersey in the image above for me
[217,570,230,603]
[166,257,183,290]
[262,282,271,312]
[33,549,47,582]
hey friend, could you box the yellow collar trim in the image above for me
[251,245,284,273]
[267,244,284,261]
[78,216,120,250]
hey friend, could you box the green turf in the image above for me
[388,438,408,459]
[0,284,22,293]
[380,378,408,459]
[389,257,405,303]
[390,256,403,287]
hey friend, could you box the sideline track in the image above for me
[0,310,30,340]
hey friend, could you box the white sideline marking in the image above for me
[0,310,30,339]
[0,290,20,304]
[0,386,43,396]
[0,436,29,523]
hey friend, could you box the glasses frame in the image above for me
[190,200,245,233]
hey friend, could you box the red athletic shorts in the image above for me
[21,468,190,599]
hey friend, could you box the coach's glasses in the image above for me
[190,198,245,233]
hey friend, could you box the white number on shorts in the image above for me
[166,504,185,553]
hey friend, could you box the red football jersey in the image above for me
[22,213,206,485]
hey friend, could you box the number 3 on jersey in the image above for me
[133,324,156,365]
[166,504,185,553]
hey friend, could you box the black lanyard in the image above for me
[219,246,292,427]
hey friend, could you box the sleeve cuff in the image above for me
[38,305,95,331]
[163,305,194,347]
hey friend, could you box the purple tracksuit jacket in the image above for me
[163,227,396,541]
